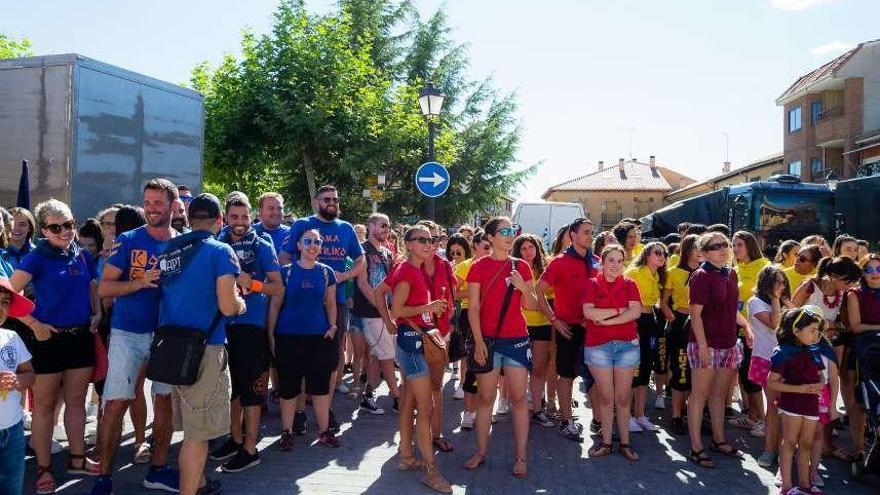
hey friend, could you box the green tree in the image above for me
[0,34,33,59]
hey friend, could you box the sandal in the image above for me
[619,444,640,462]
[512,458,528,478]
[397,455,424,471]
[689,449,715,468]
[588,442,614,458]
[709,440,745,459]
[462,452,486,470]
[67,453,101,476]
[422,462,453,494]
[432,436,454,453]
[35,464,56,495]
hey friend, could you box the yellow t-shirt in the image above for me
[667,254,680,270]
[664,266,692,312]
[625,265,661,308]
[784,266,815,294]
[633,243,645,258]
[735,257,771,316]
[453,258,474,309]
[524,271,551,327]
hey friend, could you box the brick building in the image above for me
[776,39,880,181]
[541,156,695,230]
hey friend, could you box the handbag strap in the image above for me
[203,310,225,342]
[491,260,518,338]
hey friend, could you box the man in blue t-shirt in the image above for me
[209,194,281,473]
[253,192,290,251]
[158,194,244,495]
[278,185,365,426]
[93,179,180,495]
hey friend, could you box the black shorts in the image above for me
[19,324,95,375]
[633,313,663,387]
[330,303,349,369]
[556,324,585,379]
[275,334,336,399]
[462,369,478,394]
[737,334,762,395]
[528,325,552,342]
[667,312,691,392]
[227,324,270,406]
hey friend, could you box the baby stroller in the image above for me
[852,331,880,479]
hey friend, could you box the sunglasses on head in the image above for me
[320,197,340,204]
[301,237,323,247]
[793,307,822,329]
[44,220,76,235]
[407,236,432,244]
[705,241,729,251]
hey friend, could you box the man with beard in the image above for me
[279,185,365,434]
[92,179,179,495]
[352,213,399,415]
[210,194,282,473]
[253,192,290,252]
[171,198,190,234]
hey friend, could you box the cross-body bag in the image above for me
[468,258,516,374]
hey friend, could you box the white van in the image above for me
[513,202,585,250]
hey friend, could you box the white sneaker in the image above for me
[23,410,32,430]
[451,367,460,380]
[336,383,350,395]
[750,420,767,438]
[453,387,464,400]
[628,417,644,432]
[728,414,757,429]
[635,416,661,432]
[774,469,783,487]
[86,402,99,423]
[654,395,665,410]
[85,428,98,447]
[496,399,510,415]
[460,411,476,430]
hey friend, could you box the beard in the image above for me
[318,205,339,220]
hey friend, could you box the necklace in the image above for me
[822,290,842,309]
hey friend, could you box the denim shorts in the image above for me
[491,337,532,370]
[584,339,641,369]
[349,315,364,334]
[396,344,429,379]
[103,329,172,402]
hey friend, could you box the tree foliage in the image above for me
[0,34,33,59]
[194,0,533,224]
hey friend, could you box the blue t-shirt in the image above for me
[105,226,167,334]
[281,216,364,304]
[253,222,289,253]
[157,230,240,345]
[275,262,337,336]
[2,241,35,270]
[0,251,14,279]
[19,241,96,327]
[219,229,280,328]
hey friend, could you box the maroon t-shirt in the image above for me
[853,286,880,326]
[771,350,822,417]
[540,250,597,325]
[687,264,740,349]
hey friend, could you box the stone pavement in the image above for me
[25,373,880,495]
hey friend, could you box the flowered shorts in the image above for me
[686,341,743,370]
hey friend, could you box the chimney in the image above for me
[618,158,626,180]
[598,160,604,172]
[649,155,659,177]
[723,161,731,173]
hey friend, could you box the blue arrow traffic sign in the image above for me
[415,161,450,198]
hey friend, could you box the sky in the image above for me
[3,0,878,202]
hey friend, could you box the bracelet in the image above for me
[550,315,558,323]
[250,280,264,293]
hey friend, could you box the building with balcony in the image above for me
[541,156,695,230]
[776,39,880,181]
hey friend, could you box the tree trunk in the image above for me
[303,151,317,214]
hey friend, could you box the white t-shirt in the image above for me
[748,297,777,361]
[0,328,31,429]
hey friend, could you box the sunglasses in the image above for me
[797,255,815,263]
[497,225,522,237]
[378,223,389,229]
[320,197,340,204]
[450,250,465,256]
[431,236,442,243]
[705,241,729,252]
[793,307,822,328]
[407,236,432,244]
[301,237,323,247]
[864,266,880,274]
[44,220,76,235]
[651,250,667,257]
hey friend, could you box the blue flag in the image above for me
[16,160,30,209]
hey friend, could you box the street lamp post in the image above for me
[419,81,446,221]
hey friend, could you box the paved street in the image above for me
[26,373,880,495]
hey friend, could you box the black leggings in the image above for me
[666,312,691,392]
[633,312,664,387]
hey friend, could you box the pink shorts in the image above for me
[818,385,832,425]
[687,342,743,370]
[747,356,771,387]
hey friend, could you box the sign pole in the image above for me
[427,120,437,221]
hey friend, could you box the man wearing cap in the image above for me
[209,194,281,473]
[0,279,36,495]
[159,193,245,495]
[93,178,179,495]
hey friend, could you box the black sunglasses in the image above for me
[407,236,432,244]
[705,241,729,251]
[44,220,76,235]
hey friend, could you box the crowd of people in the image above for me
[0,179,877,495]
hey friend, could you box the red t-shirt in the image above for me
[467,256,533,338]
[422,254,457,336]
[384,261,433,329]
[540,250,597,325]
[582,275,641,346]
[687,265,740,349]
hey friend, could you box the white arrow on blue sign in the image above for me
[415,161,450,198]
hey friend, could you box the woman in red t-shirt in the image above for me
[378,225,452,493]
[463,216,537,478]
[582,245,643,461]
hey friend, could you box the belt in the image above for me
[53,324,89,334]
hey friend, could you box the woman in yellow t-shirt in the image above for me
[732,231,771,428]
[513,234,555,426]
[659,234,701,434]
[783,244,820,294]
[624,241,668,432]
[772,240,801,269]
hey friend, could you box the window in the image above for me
[810,158,824,177]
[811,101,823,124]
[788,161,802,176]
[602,201,620,225]
[789,106,802,133]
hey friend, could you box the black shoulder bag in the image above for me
[468,258,517,374]
[146,233,225,386]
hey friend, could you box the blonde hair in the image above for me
[35,198,73,229]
